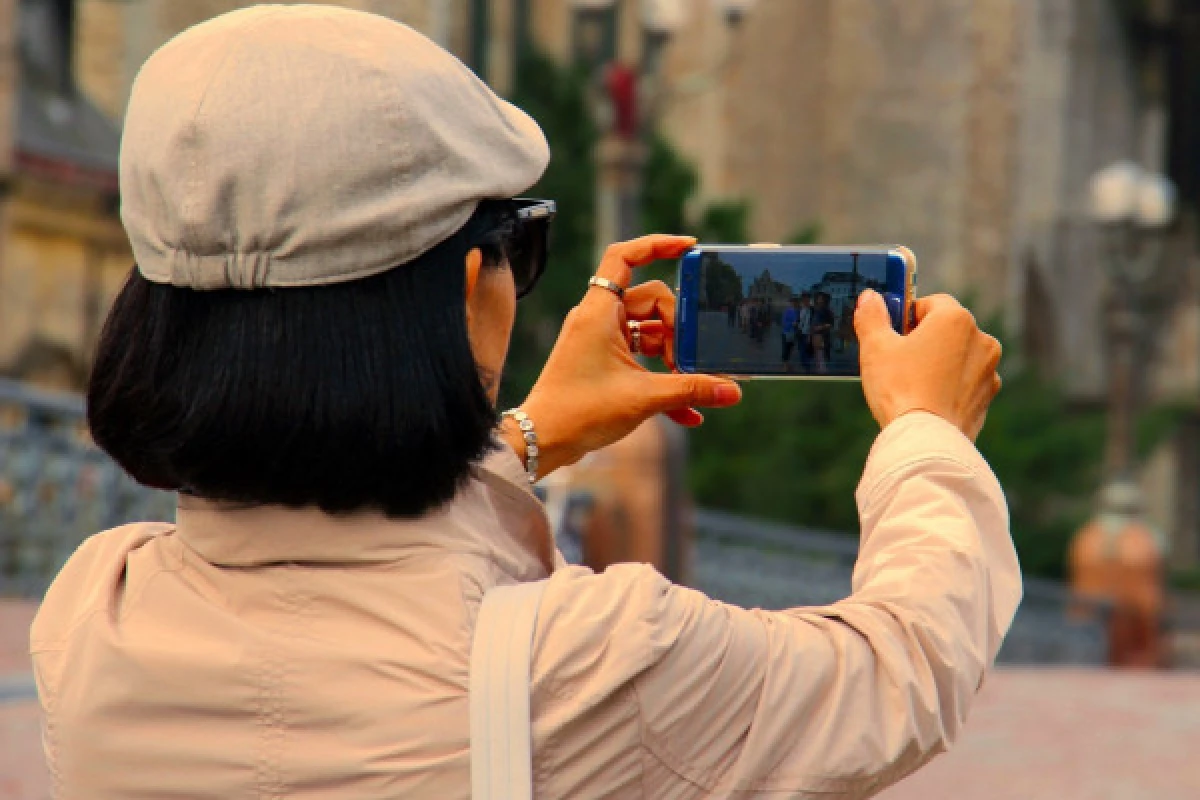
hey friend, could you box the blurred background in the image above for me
[2,1,1200,798]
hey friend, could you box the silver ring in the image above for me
[589,275,625,299]
[628,320,642,354]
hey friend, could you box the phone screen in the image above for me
[683,248,901,378]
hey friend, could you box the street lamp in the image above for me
[713,0,759,27]
[1069,161,1178,667]
[1089,161,1176,230]
[1087,161,1176,483]
[570,0,757,245]
[563,0,756,583]
[640,0,689,77]
[641,0,689,35]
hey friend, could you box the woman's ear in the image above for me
[464,247,483,301]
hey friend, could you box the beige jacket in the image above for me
[30,411,1021,798]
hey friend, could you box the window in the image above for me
[18,0,74,91]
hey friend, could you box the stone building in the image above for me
[0,0,127,389]
[5,0,1200,565]
[0,0,473,389]
[502,0,1200,570]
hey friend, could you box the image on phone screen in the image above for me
[687,249,899,378]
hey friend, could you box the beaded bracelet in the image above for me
[501,408,539,484]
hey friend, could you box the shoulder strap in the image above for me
[470,579,549,800]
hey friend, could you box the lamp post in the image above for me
[569,0,756,249]
[562,0,756,582]
[1088,161,1176,488]
[1068,161,1178,668]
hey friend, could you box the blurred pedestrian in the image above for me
[837,302,856,354]
[812,292,835,373]
[30,7,1019,799]
[797,291,814,372]
[781,297,800,372]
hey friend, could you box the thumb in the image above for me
[854,289,895,345]
[647,373,742,414]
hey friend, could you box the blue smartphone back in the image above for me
[675,245,915,379]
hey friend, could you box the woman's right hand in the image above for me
[854,290,1002,441]
[505,235,742,478]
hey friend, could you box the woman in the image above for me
[31,7,1019,799]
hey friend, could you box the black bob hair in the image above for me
[88,200,519,519]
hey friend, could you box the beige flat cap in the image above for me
[121,4,549,289]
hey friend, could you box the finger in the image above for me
[646,373,742,414]
[967,409,989,442]
[913,293,965,325]
[665,407,705,427]
[966,371,1002,440]
[624,319,666,353]
[981,334,1003,373]
[635,332,666,359]
[633,319,666,337]
[593,235,697,290]
[960,332,1002,385]
[853,289,896,346]
[624,281,677,326]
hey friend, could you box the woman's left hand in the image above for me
[507,235,742,478]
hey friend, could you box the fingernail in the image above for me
[715,384,742,405]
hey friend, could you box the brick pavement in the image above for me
[0,601,35,675]
[0,704,46,800]
[880,668,1200,800]
[0,601,46,800]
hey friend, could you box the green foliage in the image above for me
[688,381,880,534]
[973,357,1105,578]
[636,138,1159,579]
[502,46,1181,581]
[500,49,599,405]
[689,303,1177,580]
[703,258,744,308]
[694,201,752,243]
[641,134,697,236]
[787,222,822,245]
[1170,567,1200,592]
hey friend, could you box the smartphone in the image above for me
[674,245,917,379]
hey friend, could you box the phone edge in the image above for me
[674,250,701,375]
[673,244,917,378]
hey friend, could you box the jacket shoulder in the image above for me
[30,522,176,651]
[532,562,696,692]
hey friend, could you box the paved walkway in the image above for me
[0,602,46,800]
[880,668,1200,800]
[3,599,1200,799]
[0,703,45,800]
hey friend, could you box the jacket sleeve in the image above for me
[629,411,1022,797]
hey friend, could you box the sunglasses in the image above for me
[510,198,556,299]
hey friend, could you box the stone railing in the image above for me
[0,379,1111,664]
[0,379,174,598]
[689,509,1110,666]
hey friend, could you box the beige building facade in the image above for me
[4,0,1200,564]
[502,1,1193,399]
[1,0,130,389]
[3,0,1191,392]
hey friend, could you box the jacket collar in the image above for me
[174,440,556,581]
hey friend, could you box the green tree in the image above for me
[504,48,1175,580]
[703,258,743,308]
[501,49,598,405]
